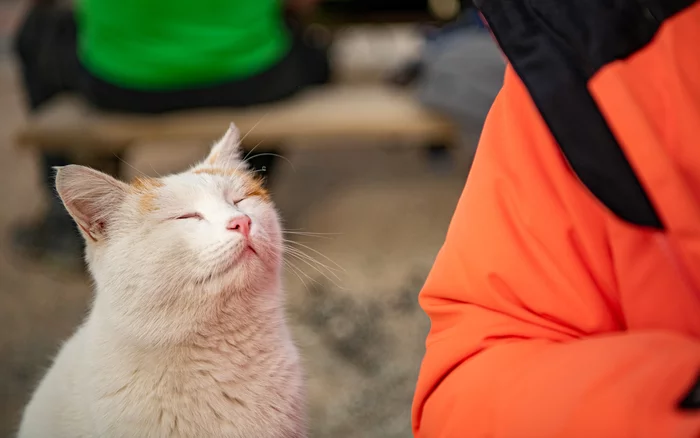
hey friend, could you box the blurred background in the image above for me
[0,0,504,436]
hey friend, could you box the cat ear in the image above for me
[204,123,243,169]
[55,165,129,242]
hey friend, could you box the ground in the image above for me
[0,10,476,437]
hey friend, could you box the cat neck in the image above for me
[82,292,296,398]
[87,278,288,354]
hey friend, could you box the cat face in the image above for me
[55,125,282,342]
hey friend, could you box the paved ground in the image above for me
[0,5,478,436]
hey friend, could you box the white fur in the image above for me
[18,125,306,438]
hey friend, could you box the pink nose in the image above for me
[226,215,251,237]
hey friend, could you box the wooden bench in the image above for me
[16,85,458,156]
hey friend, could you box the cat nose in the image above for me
[226,215,251,237]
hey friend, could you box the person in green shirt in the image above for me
[13,0,328,269]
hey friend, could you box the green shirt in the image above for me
[77,0,291,90]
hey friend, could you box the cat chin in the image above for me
[198,256,280,294]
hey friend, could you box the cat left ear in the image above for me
[204,123,243,169]
[55,165,129,242]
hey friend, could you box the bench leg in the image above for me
[425,142,453,173]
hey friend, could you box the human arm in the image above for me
[412,66,700,438]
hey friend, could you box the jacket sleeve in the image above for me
[411,67,700,438]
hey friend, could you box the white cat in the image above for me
[18,125,306,438]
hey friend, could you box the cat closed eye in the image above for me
[176,213,203,220]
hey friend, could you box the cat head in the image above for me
[56,124,283,344]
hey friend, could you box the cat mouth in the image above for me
[219,246,261,281]
[243,244,258,256]
[230,241,262,266]
[194,244,260,285]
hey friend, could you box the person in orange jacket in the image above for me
[412,1,700,437]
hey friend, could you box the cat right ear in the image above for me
[203,123,244,169]
[55,165,129,242]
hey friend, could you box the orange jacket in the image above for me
[413,1,700,437]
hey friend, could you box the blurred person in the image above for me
[389,7,504,168]
[13,0,328,268]
[414,6,504,137]
[413,1,700,437]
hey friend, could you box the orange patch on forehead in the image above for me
[192,167,270,202]
[131,177,164,191]
[138,192,159,213]
[130,177,164,213]
[244,175,270,202]
[192,167,240,177]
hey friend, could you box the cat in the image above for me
[18,124,306,438]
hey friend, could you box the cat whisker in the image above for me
[147,163,164,178]
[113,154,148,179]
[283,259,315,291]
[282,233,333,240]
[282,239,345,272]
[239,115,268,146]
[282,230,341,235]
[286,254,343,291]
[286,258,316,285]
[283,245,343,276]
[243,152,297,173]
[235,140,265,173]
[284,247,345,290]
[233,115,269,171]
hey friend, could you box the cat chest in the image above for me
[91,364,304,437]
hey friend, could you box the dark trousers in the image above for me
[14,6,330,222]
